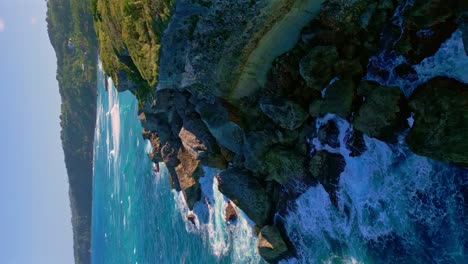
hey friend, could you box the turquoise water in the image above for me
[92,68,263,264]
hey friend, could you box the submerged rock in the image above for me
[309,150,346,206]
[353,82,409,141]
[407,77,468,165]
[217,168,272,226]
[257,225,290,263]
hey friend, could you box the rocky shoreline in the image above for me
[94,0,468,262]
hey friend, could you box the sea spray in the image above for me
[173,166,265,263]
[282,114,466,263]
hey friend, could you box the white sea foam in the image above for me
[282,114,465,263]
[172,167,262,262]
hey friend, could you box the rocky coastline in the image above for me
[93,0,468,262]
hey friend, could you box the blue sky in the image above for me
[0,1,74,263]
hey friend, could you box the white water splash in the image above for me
[172,167,263,263]
[366,29,468,96]
[283,114,466,263]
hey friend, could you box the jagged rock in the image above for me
[407,77,468,165]
[395,0,463,63]
[299,45,339,91]
[319,0,375,32]
[174,148,203,210]
[225,201,238,222]
[309,151,346,206]
[318,120,340,148]
[243,130,299,175]
[309,79,355,119]
[142,130,163,163]
[193,97,245,154]
[187,212,196,226]
[179,118,227,169]
[217,168,271,226]
[260,99,308,130]
[264,147,305,184]
[257,226,289,263]
[345,129,367,157]
[353,81,409,141]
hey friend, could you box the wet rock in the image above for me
[243,130,298,175]
[193,97,245,154]
[257,226,290,263]
[309,151,346,206]
[394,63,418,82]
[345,130,368,157]
[225,201,238,222]
[318,120,340,148]
[142,130,163,163]
[187,212,196,226]
[319,0,375,32]
[309,79,355,119]
[260,99,308,130]
[395,0,462,63]
[299,45,339,91]
[407,77,468,165]
[173,148,203,210]
[264,147,305,184]
[353,82,409,141]
[217,168,272,226]
[178,117,227,169]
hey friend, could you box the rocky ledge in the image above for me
[95,0,468,262]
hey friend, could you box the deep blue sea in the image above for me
[92,30,468,264]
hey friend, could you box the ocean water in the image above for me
[91,68,264,264]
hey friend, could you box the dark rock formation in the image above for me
[309,79,356,119]
[318,120,340,149]
[309,151,346,206]
[345,130,368,157]
[353,81,409,141]
[264,147,306,184]
[217,169,272,226]
[257,226,290,263]
[299,45,339,91]
[260,99,308,130]
[407,77,468,165]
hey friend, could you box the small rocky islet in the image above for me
[93,0,468,262]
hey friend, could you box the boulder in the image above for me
[353,82,409,141]
[319,0,375,32]
[243,130,298,175]
[217,169,272,226]
[174,148,204,210]
[395,0,462,63]
[178,117,227,169]
[257,226,289,263]
[407,77,468,165]
[309,79,355,119]
[299,46,339,91]
[193,98,245,154]
[345,129,367,157]
[264,147,305,184]
[260,99,308,130]
[225,201,238,222]
[309,151,346,206]
[142,130,163,163]
[318,120,340,148]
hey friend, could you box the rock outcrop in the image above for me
[225,201,238,222]
[353,82,409,141]
[257,226,290,263]
[407,77,468,165]
[217,169,272,226]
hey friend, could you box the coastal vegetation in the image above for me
[91,0,174,100]
[46,0,98,263]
